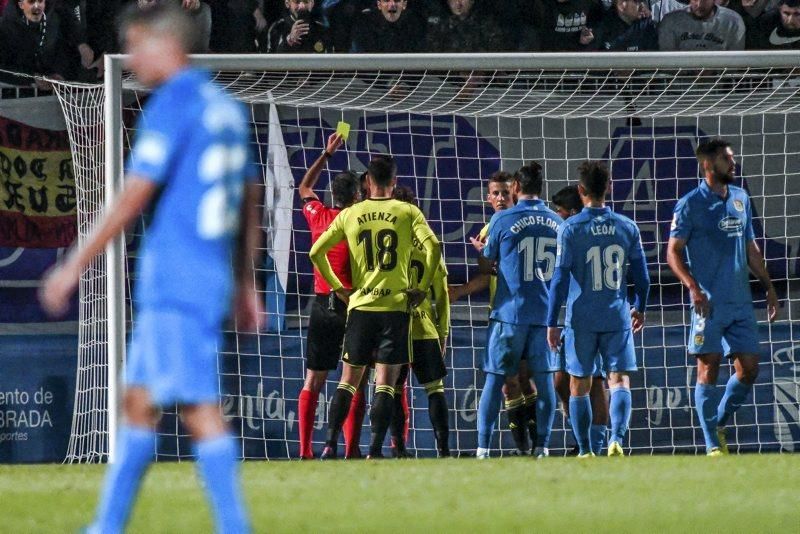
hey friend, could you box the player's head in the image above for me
[378,0,407,22]
[332,171,361,208]
[513,161,543,198]
[486,171,512,212]
[286,0,314,17]
[119,3,196,87]
[551,185,582,218]
[577,160,610,202]
[688,0,715,19]
[359,171,369,200]
[780,0,800,30]
[447,0,474,18]
[366,154,397,189]
[696,138,735,184]
[393,185,417,205]
[18,0,45,23]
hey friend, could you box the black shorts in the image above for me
[412,338,447,385]
[306,294,347,371]
[343,309,411,367]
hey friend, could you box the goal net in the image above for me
[53,53,800,462]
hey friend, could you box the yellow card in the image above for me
[336,121,351,141]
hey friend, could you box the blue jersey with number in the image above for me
[670,181,755,306]
[126,68,256,324]
[482,198,561,325]
[556,206,645,332]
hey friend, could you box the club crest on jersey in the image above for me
[733,199,745,212]
[694,334,704,346]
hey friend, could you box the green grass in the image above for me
[2,455,798,533]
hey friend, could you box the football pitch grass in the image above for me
[3,455,798,533]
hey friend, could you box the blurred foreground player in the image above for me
[310,155,441,459]
[40,5,261,532]
[547,162,649,458]
[667,139,778,456]
[296,133,367,459]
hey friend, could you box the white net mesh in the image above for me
[53,56,800,462]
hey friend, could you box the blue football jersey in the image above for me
[482,199,562,325]
[126,68,257,324]
[556,206,645,332]
[670,180,755,305]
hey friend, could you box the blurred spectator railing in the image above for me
[0,81,45,100]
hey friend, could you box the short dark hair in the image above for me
[695,138,732,163]
[577,160,610,199]
[119,2,200,53]
[551,185,582,213]
[331,171,360,207]
[392,185,417,206]
[488,171,513,184]
[514,161,543,196]
[367,155,397,187]
[780,0,800,8]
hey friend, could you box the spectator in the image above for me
[324,0,373,53]
[351,0,426,52]
[208,0,267,52]
[138,0,212,51]
[747,0,800,48]
[0,0,84,84]
[649,0,687,22]
[265,0,331,52]
[658,0,746,50]
[425,0,506,52]
[531,0,603,51]
[589,0,658,50]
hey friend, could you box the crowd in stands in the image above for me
[0,0,798,86]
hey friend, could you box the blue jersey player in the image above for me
[40,5,261,532]
[476,162,561,459]
[667,138,778,456]
[546,161,650,458]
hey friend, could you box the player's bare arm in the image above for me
[298,133,344,200]
[746,240,779,322]
[666,236,710,317]
[39,177,159,317]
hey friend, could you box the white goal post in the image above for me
[53,51,800,463]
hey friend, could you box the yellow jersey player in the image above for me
[389,187,451,458]
[310,155,441,459]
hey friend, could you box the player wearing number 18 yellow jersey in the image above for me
[310,155,441,459]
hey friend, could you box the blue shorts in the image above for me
[126,308,221,406]
[484,320,559,376]
[558,340,605,378]
[689,305,760,357]
[563,327,637,378]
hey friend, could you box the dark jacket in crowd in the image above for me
[425,8,506,52]
[265,13,332,53]
[747,8,800,49]
[0,3,81,84]
[532,0,603,51]
[592,11,658,51]
[351,7,427,52]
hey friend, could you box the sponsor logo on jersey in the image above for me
[718,216,744,233]
[769,28,800,46]
[733,199,745,212]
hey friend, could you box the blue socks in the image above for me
[591,425,607,454]
[532,372,556,449]
[569,395,592,455]
[609,387,632,445]
[717,374,751,428]
[195,434,250,534]
[477,372,505,450]
[695,383,720,450]
[91,426,155,534]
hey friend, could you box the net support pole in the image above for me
[104,55,125,464]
